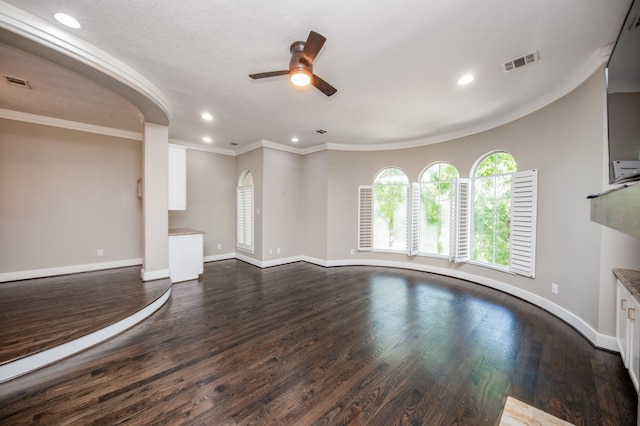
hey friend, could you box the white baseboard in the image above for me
[204,253,236,262]
[233,253,303,268]
[301,256,329,267]
[235,253,262,267]
[261,255,303,268]
[140,268,170,281]
[0,258,143,283]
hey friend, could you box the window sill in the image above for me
[466,260,512,274]
[417,252,450,260]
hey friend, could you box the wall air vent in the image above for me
[2,74,31,89]
[502,51,539,73]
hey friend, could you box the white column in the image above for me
[141,122,170,281]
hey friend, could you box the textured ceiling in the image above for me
[0,0,633,151]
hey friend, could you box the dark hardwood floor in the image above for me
[0,266,170,364]
[0,260,636,425]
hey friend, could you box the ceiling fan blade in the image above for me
[300,31,326,67]
[312,74,337,97]
[249,70,289,79]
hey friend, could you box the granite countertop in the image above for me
[169,228,205,236]
[614,268,640,300]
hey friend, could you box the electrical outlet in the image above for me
[97,249,104,256]
[277,248,280,254]
[217,244,222,250]
[350,249,355,255]
[269,249,273,254]
[551,283,558,294]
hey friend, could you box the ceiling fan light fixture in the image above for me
[290,69,311,87]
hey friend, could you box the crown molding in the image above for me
[0,109,142,140]
[168,139,236,156]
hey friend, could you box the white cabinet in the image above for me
[168,144,187,210]
[630,296,640,391]
[169,229,204,283]
[616,280,640,392]
[617,282,631,367]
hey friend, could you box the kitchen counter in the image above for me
[614,268,640,299]
[169,228,205,236]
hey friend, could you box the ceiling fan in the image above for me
[249,31,337,97]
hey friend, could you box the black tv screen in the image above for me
[606,0,640,184]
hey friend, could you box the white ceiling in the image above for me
[0,0,633,152]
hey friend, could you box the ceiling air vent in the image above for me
[630,13,640,31]
[2,74,31,89]
[502,51,538,73]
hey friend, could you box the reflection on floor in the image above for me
[500,397,575,426]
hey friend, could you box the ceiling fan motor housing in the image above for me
[289,41,311,73]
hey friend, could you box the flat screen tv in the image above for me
[606,0,640,184]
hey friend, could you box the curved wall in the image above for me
[312,66,640,350]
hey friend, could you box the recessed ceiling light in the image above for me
[54,12,82,29]
[201,112,213,121]
[202,136,212,143]
[458,74,474,85]
[291,137,299,143]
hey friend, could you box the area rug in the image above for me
[499,397,575,426]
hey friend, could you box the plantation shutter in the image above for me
[509,169,538,278]
[236,187,244,246]
[408,183,420,256]
[236,186,254,252]
[449,180,457,262]
[358,185,373,251]
[454,178,470,263]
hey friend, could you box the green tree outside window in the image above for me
[420,163,459,255]
[373,167,408,251]
[473,152,517,266]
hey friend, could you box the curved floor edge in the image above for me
[0,286,171,384]
[299,256,619,352]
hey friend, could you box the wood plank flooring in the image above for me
[0,266,170,364]
[0,260,636,425]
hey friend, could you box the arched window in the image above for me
[236,170,253,252]
[419,162,459,256]
[471,152,517,266]
[372,167,409,251]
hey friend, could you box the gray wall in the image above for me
[301,150,328,260]
[0,119,143,273]
[262,148,302,262]
[169,148,235,258]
